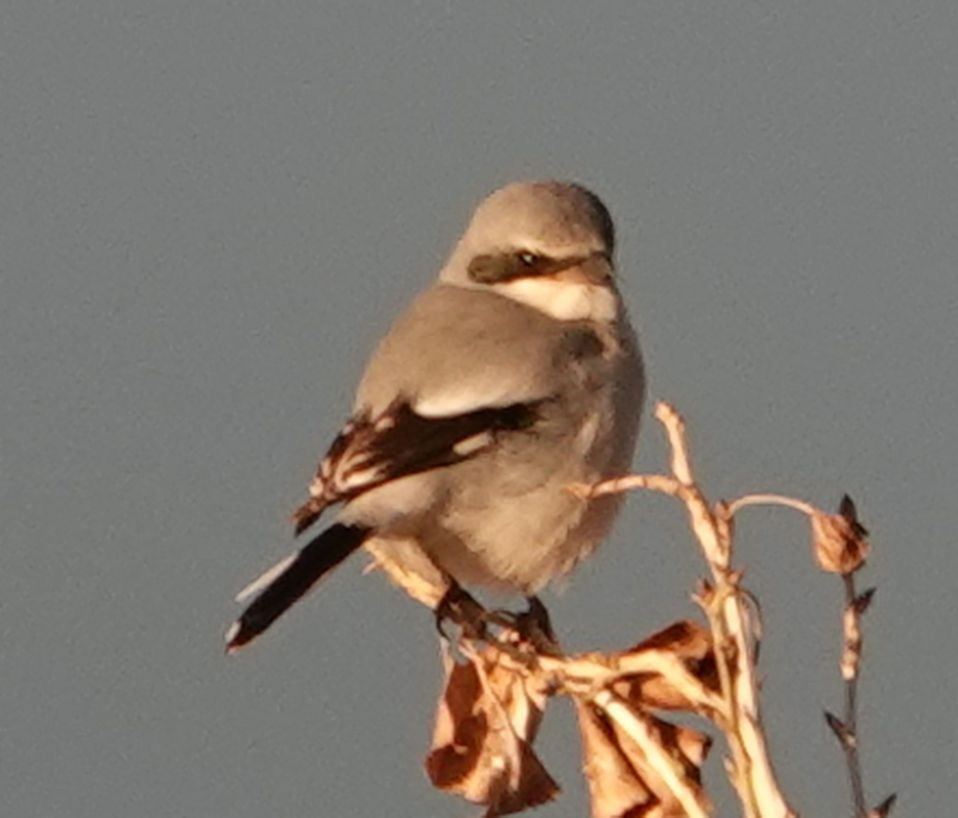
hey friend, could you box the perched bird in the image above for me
[226,181,645,653]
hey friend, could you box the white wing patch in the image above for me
[452,431,494,457]
[335,463,388,493]
[414,389,513,418]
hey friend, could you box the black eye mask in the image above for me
[467,251,584,284]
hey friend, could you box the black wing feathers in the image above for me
[292,399,542,535]
[354,400,540,485]
[228,400,544,651]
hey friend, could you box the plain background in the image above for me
[2,1,956,815]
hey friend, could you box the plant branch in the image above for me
[726,493,818,518]
[585,402,796,818]
[842,573,867,817]
[398,400,889,818]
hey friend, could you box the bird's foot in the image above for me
[435,583,488,641]
[520,595,560,655]
[436,588,561,665]
[490,595,560,656]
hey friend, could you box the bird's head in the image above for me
[441,181,620,322]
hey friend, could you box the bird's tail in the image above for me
[225,523,370,653]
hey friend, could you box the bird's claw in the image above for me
[434,584,488,641]
[435,588,561,662]
[511,596,560,656]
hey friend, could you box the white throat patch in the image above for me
[493,278,618,322]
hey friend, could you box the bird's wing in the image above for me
[291,397,543,534]
[357,284,570,412]
[291,285,573,534]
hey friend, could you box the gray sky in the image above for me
[2,1,956,815]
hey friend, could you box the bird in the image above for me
[225,180,645,653]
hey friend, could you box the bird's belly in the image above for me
[423,399,634,593]
[421,462,624,595]
[343,398,637,596]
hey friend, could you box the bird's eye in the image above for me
[517,251,538,267]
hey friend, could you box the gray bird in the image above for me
[226,181,645,652]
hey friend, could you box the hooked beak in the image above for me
[550,252,614,285]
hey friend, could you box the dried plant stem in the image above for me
[725,491,876,817]
[656,404,794,818]
[541,652,724,714]
[400,400,886,818]
[586,403,796,818]
[726,494,818,519]
[436,622,724,818]
[841,573,867,818]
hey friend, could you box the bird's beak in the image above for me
[551,252,614,285]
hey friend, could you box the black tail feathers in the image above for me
[226,523,370,653]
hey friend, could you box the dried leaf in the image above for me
[854,587,877,615]
[839,495,869,536]
[810,496,871,574]
[612,621,719,714]
[576,701,711,818]
[576,701,654,818]
[823,710,854,749]
[868,792,897,818]
[426,643,558,816]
